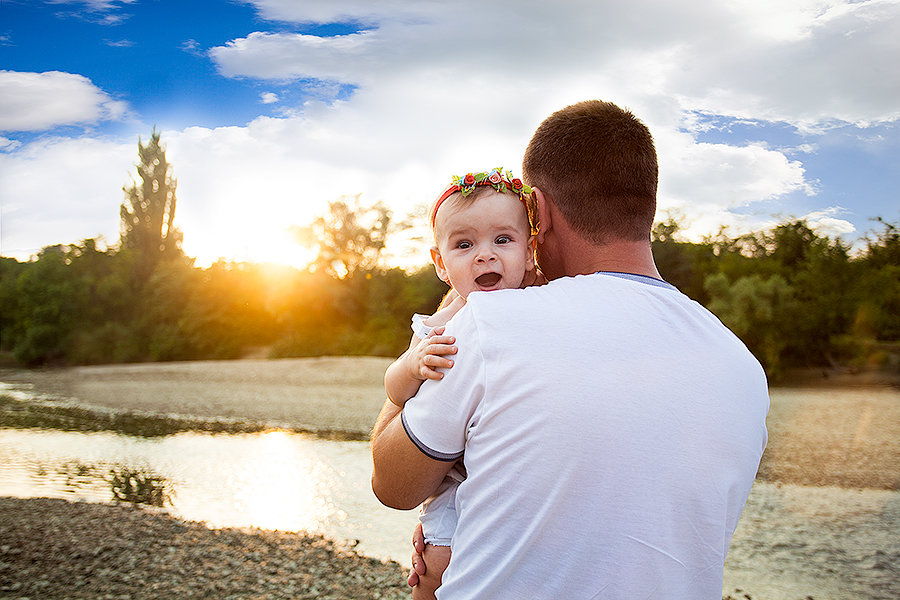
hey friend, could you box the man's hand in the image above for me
[408,522,426,587]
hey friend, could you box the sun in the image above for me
[183,223,318,269]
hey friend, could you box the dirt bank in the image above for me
[0,357,394,438]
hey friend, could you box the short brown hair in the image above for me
[522,100,657,243]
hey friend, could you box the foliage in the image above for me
[292,194,394,278]
[654,218,900,378]
[0,130,896,378]
[120,128,183,281]
[2,214,898,379]
[704,273,795,378]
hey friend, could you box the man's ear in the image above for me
[533,187,552,244]
[430,246,450,283]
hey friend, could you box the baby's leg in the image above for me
[411,543,451,600]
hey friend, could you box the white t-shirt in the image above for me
[401,272,769,600]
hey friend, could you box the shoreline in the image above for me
[2,357,899,491]
[0,496,408,599]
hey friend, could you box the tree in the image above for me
[293,195,393,278]
[10,246,81,365]
[704,272,796,378]
[120,129,182,281]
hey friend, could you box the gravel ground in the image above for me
[0,496,408,600]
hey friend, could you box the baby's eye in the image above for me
[495,235,511,244]
[456,240,473,249]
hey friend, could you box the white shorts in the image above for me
[419,477,459,546]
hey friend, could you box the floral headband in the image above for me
[430,168,538,235]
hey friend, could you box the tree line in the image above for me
[0,132,897,381]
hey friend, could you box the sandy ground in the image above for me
[760,386,900,490]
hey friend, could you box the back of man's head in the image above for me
[522,100,658,244]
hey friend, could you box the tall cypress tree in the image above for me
[120,128,182,281]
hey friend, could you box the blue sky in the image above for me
[1,1,359,136]
[1,0,899,267]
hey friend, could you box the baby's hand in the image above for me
[407,326,457,381]
[427,293,466,328]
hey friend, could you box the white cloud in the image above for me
[240,0,441,25]
[0,136,133,259]
[46,0,136,25]
[0,71,129,132]
[211,31,380,82]
[803,207,857,237]
[46,0,135,12]
[3,0,897,265]
[665,0,900,129]
[204,0,848,248]
[221,0,900,130]
[181,39,203,56]
[0,137,21,151]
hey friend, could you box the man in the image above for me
[371,100,769,599]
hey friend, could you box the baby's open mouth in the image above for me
[475,272,502,287]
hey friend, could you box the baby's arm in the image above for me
[384,293,466,407]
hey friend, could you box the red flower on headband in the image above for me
[464,173,475,185]
[488,171,502,184]
[512,178,523,190]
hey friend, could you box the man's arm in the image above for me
[371,399,455,510]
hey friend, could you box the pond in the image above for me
[0,427,419,563]
[0,364,898,599]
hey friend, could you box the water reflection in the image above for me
[109,467,172,506]
[224,430,339,533]
[0,427,419,561]
[41,461,173,507]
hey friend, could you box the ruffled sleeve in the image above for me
[411,313,433,339]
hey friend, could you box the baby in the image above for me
[384,168,540,599]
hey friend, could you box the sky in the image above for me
[1,0,899,268]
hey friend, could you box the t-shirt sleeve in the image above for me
[401,303,484,462]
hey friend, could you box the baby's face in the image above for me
[431,191,534,299]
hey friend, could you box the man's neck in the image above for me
[557,235,662,281]
[536,190,663,281]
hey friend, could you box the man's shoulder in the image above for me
[467,272,656,307]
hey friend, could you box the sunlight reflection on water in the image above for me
[0,428,420,562]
